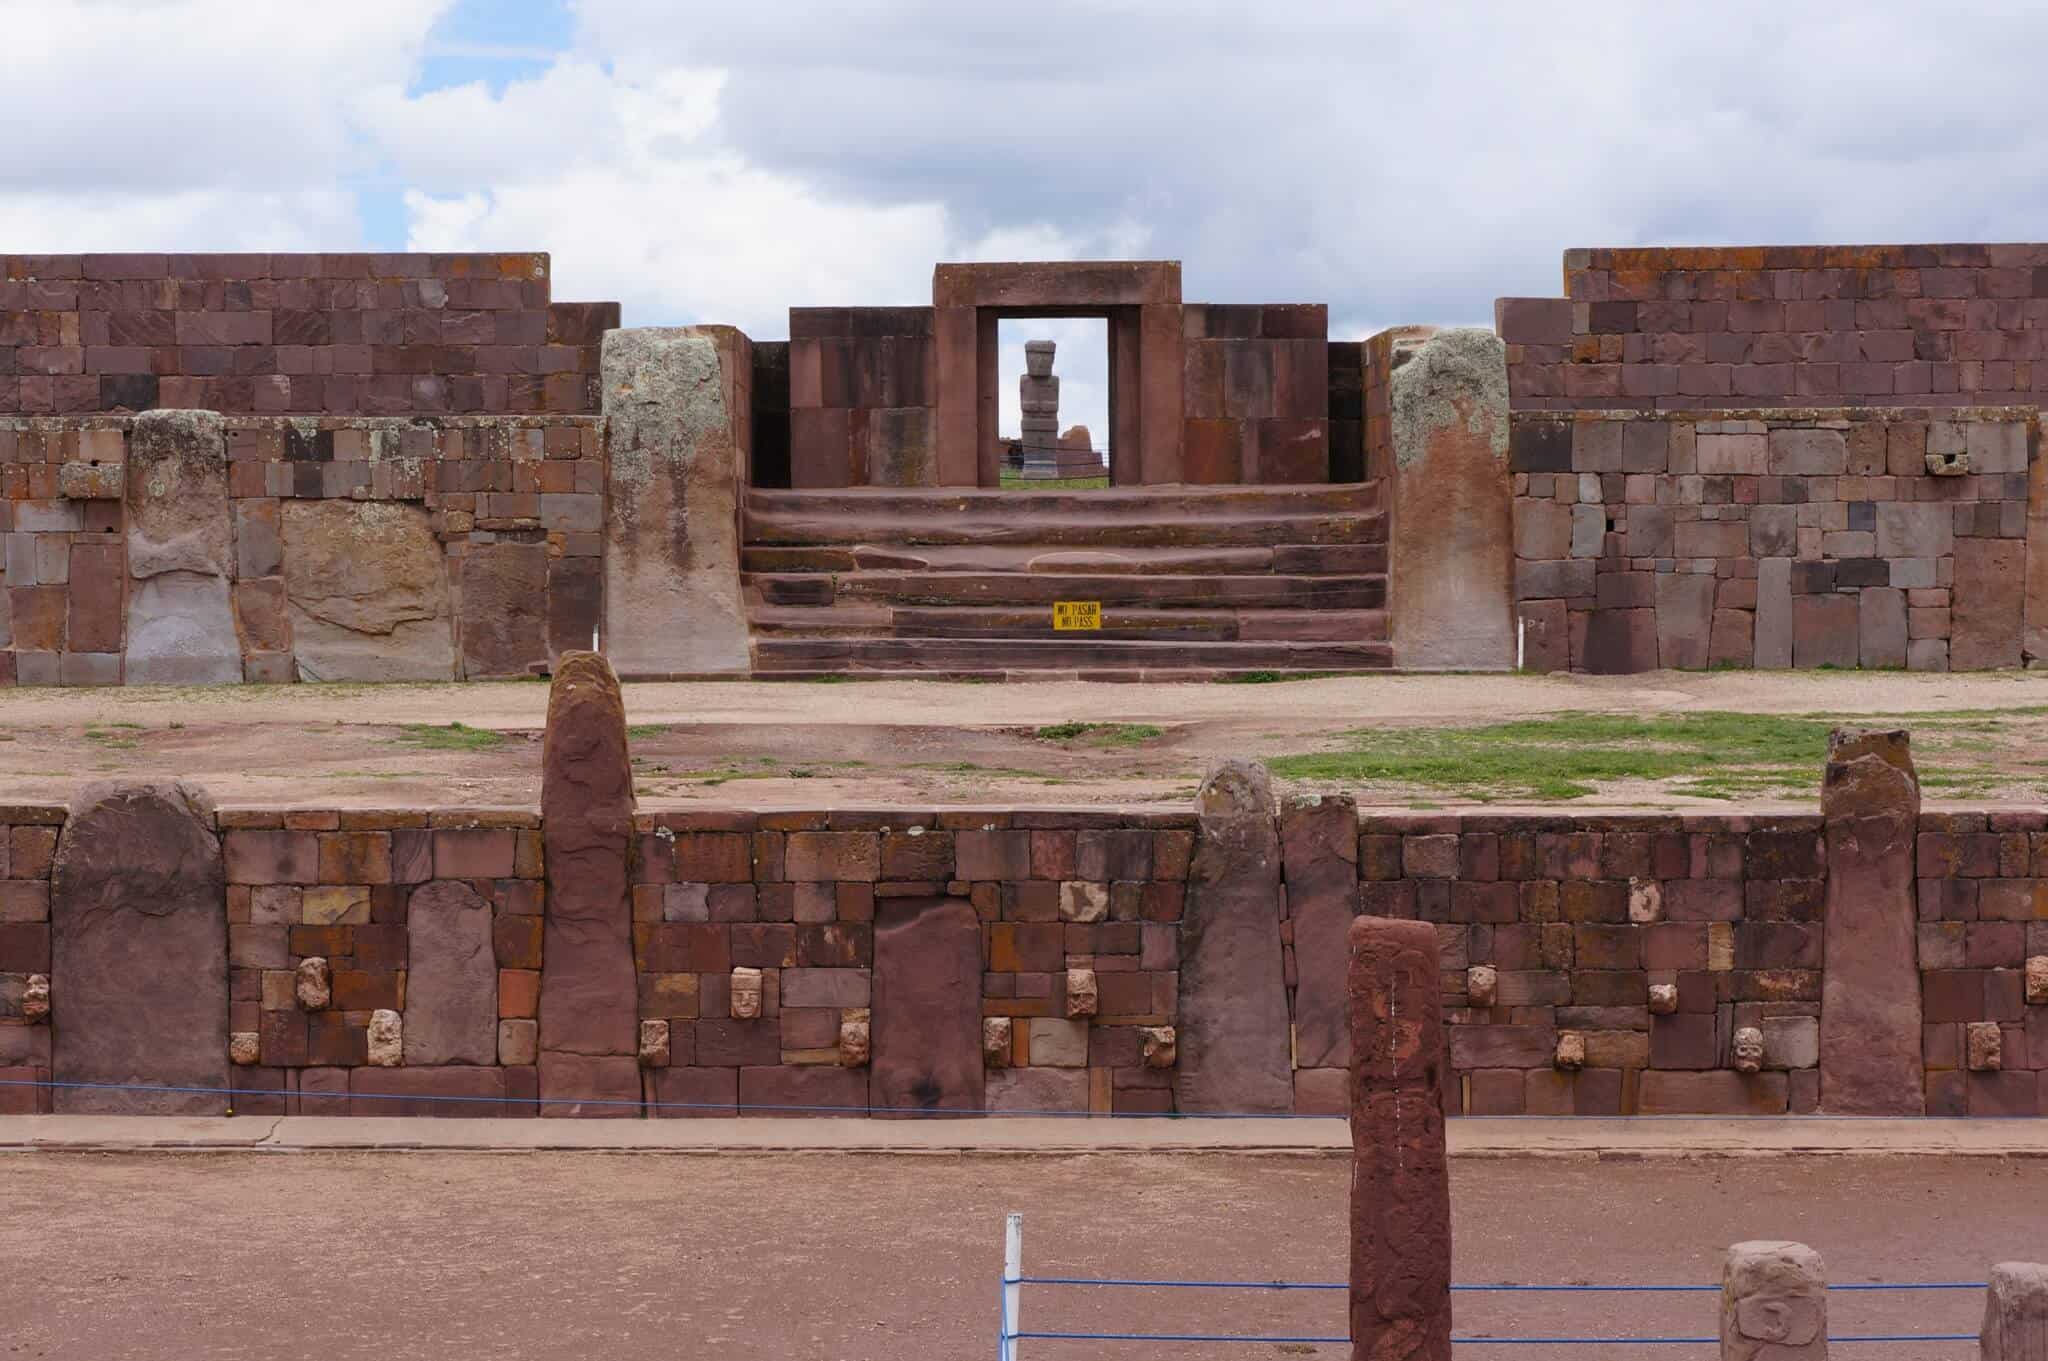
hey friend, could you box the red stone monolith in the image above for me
[1348,916,1453,1361]
[539,651,642,1115]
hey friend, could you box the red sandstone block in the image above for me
[433,829,514,878]
[1636,1070,1787,1115]
[224,830,319,885]
[783,831,879,882]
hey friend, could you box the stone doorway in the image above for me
[998,317,1109,487]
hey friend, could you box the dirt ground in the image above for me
[2,669,2047,809]
[0,1151,2033,1359]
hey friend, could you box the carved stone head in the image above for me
[1733,1026,1765,1074]
[1024,339,1056,379]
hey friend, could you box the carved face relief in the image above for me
[1733,1026,1765,1074]
[1735,1293,1822,1345]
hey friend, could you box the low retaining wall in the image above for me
[3,766,2043,1118]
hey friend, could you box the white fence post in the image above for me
[1000,1211,1023,1360]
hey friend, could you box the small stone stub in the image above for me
[1466,964,1498,1008]
[1628,878,1663,924]
[1722,1240,1827,1361]
[1141,1026,1177,1069]
[2026,957,2048,1007]
[839,1009,871,1068]
[639,1019,671,1068]
[1968,1021,2004,1072]
[367,1009,403,1067]
[295,956,331,1011]
[22,974,49,1023]
[983,1016,1013,1068]
[1555,1031,1586,1071]
[1648,982,1679,1016]
[228,1032,260,1066]
[1065,967,1099,1019]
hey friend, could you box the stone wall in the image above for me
[1499,244,2048,413]
[5,785,2045,1118]
[1508,408,2038,673]
[1181,304,1330,484]
[0,253,617,417]
[2,412,604,686]
[785,308,934,488]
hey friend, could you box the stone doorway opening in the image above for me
[997,317,1109,487]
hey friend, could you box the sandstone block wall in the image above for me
[1500,244,2048,412]
[1508,408,2037,672]
[1181,304,1329,484]
[0,253,616,416]
[786,308,934,488]
[1,413,604,686]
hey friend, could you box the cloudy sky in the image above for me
[8,0,2046,442]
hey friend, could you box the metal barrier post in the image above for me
[1000,1212,1023,1360]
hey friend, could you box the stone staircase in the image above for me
[740,484,1391,677]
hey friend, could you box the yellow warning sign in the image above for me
[1052,600,1102,631]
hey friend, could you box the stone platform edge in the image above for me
[3,1115,2046,1157]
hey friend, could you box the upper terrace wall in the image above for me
[0,253,618,417]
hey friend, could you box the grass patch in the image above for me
[391,722,507,752]
[1268,711,1838,802]
[997,474,1110,490]
[1032,721,1165,747]
[626,724,668,739]
[1214,670,1342,684]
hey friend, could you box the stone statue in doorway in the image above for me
[1019,339,1060,479]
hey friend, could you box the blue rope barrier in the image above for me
[1015,1275,1985,1293]
[1010,1332,1979,1346]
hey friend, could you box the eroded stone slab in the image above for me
[403,880,496,1066]
[459,540,550,680]
[50,780,227,1113]
[1983,1262,2048,1361]
[1721,1241,1826,1360]
[1281,793,1359,1070]
[871,895,983,1116]
[282,500,454,681]
[124,411,240,684]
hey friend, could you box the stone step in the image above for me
[744,501,1385,550]
[748,604,1389,644]
[752,636,1394,673]
[746,482,1383,520]
[742,542,1389,577]
[746,571,1387,611]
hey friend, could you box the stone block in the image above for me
[1859,587,1907,668]
[1953,537,2025,669]
[459,541,549,679]
[404,880,496,1066]
[1656,573,1715,670]
[124,411,241,685]
[282,500,455,681]
[1792,594,1858,669]
[870,896,983,1115]
[1981,1261,2048,1361]
[1027,1018,1089,1068]
[1721,1240,1826,1361]
[1767,428,1846,475]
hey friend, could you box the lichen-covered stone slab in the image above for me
[1348,915,1452,1361]
[124,411,240,684]
[282,500,455,681]
[1819,729,1925,1113]
[1176,759,1291,1114]
[50,780,227,1113]
[601,327,751,676]
[403,880,496,1066]
[539,652,639,1111]
[871,895,981,1116]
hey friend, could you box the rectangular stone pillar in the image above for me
[1984,1262,2048,1360]
[1281,793,1359,1072]
[1348,915,1452,1361]
[1818,729,1925,1113]
[1387,329,1515,670]
[124,410,241,684]
[1721,1240,1826,1359]
[538,651,642,1115]
[601,326,751,677]
[1174,760,1291,1115]
[871,896,982,1116]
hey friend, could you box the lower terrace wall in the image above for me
[3,793,2043,1117]
[1508,407,2044,672]
[2,413,603,686]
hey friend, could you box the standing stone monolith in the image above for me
[1818,729,1925,1114]
[539,650,641,1114]
[50,781,227,1114]
[1175,760,1292,1115]
[124,410,242,684]
[1282,793,1360,1071]
[601,327,752,676]
[1386,328,1515,670]
[1018,339,1061,480]
[871,895,982,1116]
[403,880,497,1066]
[1983,1262,2048,1361]
[1720,1241,1827,1360]
[1348,916,1452,1361]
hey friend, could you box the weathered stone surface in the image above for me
[1282,793,1359,1069]
[985,1066,1086,1113]
[1142,1026,1177,1068]
[1656,573,1715,670]
[1388,328,1514,670]
[459,540,549,679]
[21,973,50,1023]
[367,1008,402,1067]
[50,780,226,1114]
[124,411,240,685]
[1819,729,1924,1113]
[540,652,639,1106]
[1859,586,1908,669]
[731,966,763,1019]
[1466,965,1497,1007]
[602,327,751,676]
[1648,982,1679,1015]
[538,1051,641,1118]
[983,1016,1012,1067]
[228,1032,259,1066]
[403,879,496,1066]
[1968,1020,2004,1071]
[294,955,330,1011]
[1177,761,1290,1115]
[1721,1241,1826,1360]
[282,500,454,681]
[839,1008,871,1069]
[2028,956,2048,1006]
[1555,1031,1586,1070]
[1348,916,1452,1361]
[1954,537,2025,669]
[871,896,983,1115]
[1755,557,1794,668]
[1732,1026,1765,1074]
[639,1019,671,1067]
[1065,966,1098,1018]
[351,1064,515,1117]
[1982,1262,2048,1361]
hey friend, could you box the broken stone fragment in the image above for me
[1722,1240,1827,1360]
[983,1016,1012,1068]
[497,1018,537,1066]
[1925,451,1970,477]
[1065,967,1098,1019]
[1968,1021,2004,1072]
[59,459,125,500]
[639,1019,671,1068]
[730,966,763,1020]
[1554,1031,1586,1071]
[1628,878,1663,924]
[367,1009,403,1067]
[294,956,331,1011]
[22,974,49,1023]
[839,1008,871,1068]
[1059,880,1108,924]
[1733,1026,1765,1074]
[2027,956,2048,1007]
[1981,1261,2048,1361]
[1141,1026,1177,1069]
[1465,964,1497,1008]
[228,1032,260,1066]
[1648,982,1679,1015]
